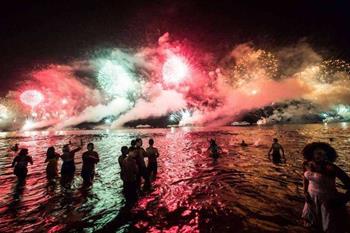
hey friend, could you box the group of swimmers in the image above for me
[11,140,99,187]
[208,137,286,163]
[9,137,350,232]
[10,137,159,203]
[118,138,159,203]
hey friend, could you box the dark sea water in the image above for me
[0,124,349,233]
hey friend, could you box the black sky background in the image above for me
[1,0,350,95]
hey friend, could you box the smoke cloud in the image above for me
[2,33,350,130]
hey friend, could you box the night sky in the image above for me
[1,0,350,94]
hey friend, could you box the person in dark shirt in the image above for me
[81,143,99,186]
[12,148,33,182]
[146,138,159,179]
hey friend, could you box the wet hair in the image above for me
[136,138,142,143]
[130,139,136,147]
[135,138,142,146]
[210,139,217,146]
[62,144,70,153]
[18,148,28,156]
[47,147,56,159]
[87,143,94,150]
[149,138,154,145]
[273,138,278,142]
[121,146,128,154]
[302,142,337,163]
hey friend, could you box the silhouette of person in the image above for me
[45,146,60,180]
[12,148,33,182]
[146,138,159,179]
[81,143,99,186]
[268,138,286,163]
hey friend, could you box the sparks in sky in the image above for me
[162,53,189,84]
[97,61,136,98]
[169,109,191,123]
[20,90,44,108]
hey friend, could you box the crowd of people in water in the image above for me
[8,137,350,232]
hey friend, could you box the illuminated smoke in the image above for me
[2,33,350,130]
[112,87,187,127]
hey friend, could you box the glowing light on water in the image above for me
[162,54,189,84]
[20,90,44,107]
[61,98,68,105]
[97,61,135,98]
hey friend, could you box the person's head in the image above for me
[273,138,278,143]
[14,143,19,148]
[242,140,245,143]
[128,147,137,159]
[47,147,55,157]
[87,143,94,151]
[18,148,28,156]
[149,138,154,146]
[302,142,337,163]
[130,139,136,147]
[210,139,216,146]
[121,146,128,155]
[136,138,142,147]
[63,144,70,153]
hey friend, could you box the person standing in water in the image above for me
[122,147,139,203]
[208,139,222,159]
[118,146,129,181]
[81,143,99,186]
[134,138,150,190]
[302,142,350,232]
[11,148,33,182]
[130,139,136,150]
[45,147,60,181]
[60,140,83,187]
[146,138,159,179]
[268,138,286,163]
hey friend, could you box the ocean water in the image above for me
[0,123,349,232]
